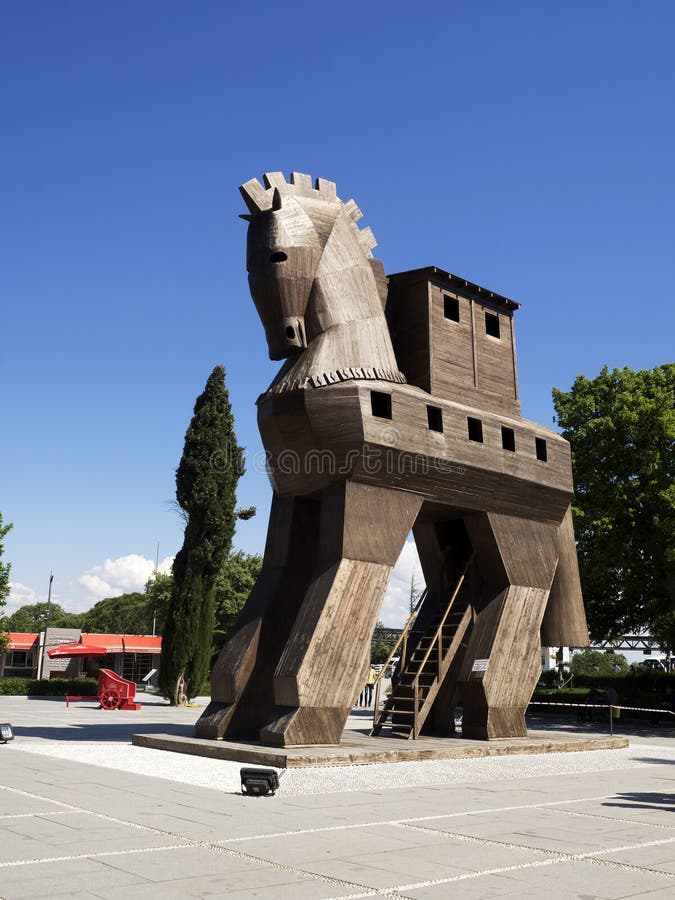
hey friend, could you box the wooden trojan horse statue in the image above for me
[196,171,588,746]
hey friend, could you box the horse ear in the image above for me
[272,188,283,211]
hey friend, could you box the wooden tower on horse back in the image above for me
[196,171,588,746]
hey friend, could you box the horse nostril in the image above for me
[286,326,295,339]
[270,252,288,263]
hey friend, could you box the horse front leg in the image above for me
[260,481,422,747]
[195,493,320,739]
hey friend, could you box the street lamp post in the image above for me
[38,572,54,680]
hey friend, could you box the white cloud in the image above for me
[380,539,424,628]
[78,554,174,602]
[6,582,41,617]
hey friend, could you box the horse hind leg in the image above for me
[260,481,422,747]
[195,494,320,740]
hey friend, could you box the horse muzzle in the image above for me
[266,316,307,360]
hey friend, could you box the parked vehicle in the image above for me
[638,658,668,672]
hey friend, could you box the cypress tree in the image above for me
[160,366,246,705]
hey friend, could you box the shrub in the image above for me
[0,678,98,696]
[571,649,629,677]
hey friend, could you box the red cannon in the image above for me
[97,668,141,710]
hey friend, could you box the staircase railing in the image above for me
[371,586,428,728]
[411,553,475,738]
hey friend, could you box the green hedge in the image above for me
[532,675,674,712]
[0,678,98,696]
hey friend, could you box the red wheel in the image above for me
[100,688,122,710]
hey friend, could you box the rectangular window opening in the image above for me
[467,417,483,443]
[485,311,501,338]
[443,295,460,322]
[427,405,443,433]
[501,426,516,452]
[535,437,548,461]
[370,390,392,419]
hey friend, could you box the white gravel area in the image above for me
[4,693,675,796]
[7,738,675,797]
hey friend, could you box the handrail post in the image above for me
[437,631,442,677]
[413,677,418,739]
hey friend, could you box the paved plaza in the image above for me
[1,694,674,898]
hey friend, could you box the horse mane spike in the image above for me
[290,172,314,197]
[343,199,363,223]
[239,178,271,214]
[263,172,289,192]
[358,225,377,255]
[314,177,337,201]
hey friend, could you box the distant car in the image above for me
[639,659,668,672]
[384,656,401,678]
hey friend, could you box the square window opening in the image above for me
[535,437,548,461]
[467,417,483,443]
[427,405,443,433]
[501,426,516,452]
[485,311,500,338]
[370,390,392,420]
[443,295,460,322]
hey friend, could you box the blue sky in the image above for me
[2,1,674,625]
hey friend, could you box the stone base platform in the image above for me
[132,729,627,768]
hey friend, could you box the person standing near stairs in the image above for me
[360,666,377,707]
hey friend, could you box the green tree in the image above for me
[81,593,149,634]
[0,512,12,653]
[570,649,629,677]
[371,641,394,664]
[144,572,173,635]
[553,365,675,641]
[160,366,250,705]
[212,551,262,658]
[7,602,84,632]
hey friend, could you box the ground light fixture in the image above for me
[240,767,280,796]
[0,723,14,743]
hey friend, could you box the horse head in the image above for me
[240,172,384,362]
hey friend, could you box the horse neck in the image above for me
[264,215,403,395]
[301,215,399,373]
[295,260,398,379]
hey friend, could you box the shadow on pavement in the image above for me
[604,791,675,812]
[13,722,196,742]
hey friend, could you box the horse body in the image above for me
[196,172,588,746]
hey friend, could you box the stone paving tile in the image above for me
[415,806,652,854]
[91,845,280,883]
[374,832,548,877]
[0,811,186,863]
[0,857,149,900]
[93,860,331,899]
[401,872,530,899]
[0,791,66,817]
[598,841,675,875]
[299,852,468,890]
[493,857,675,898]
[220,823,444,869]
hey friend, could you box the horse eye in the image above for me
[270,251,288,263]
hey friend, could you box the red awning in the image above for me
[47,643,108,658]
[121,636,162,654]
[8,633,38,650]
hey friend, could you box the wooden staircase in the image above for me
[371,555,474,739]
